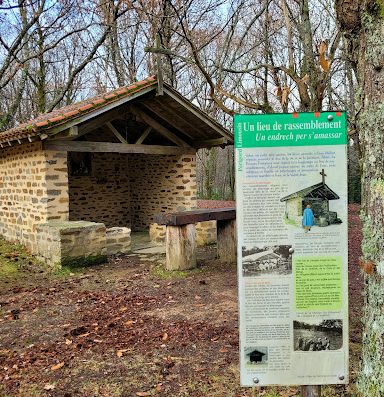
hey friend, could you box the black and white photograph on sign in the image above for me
[244,347,268,366]
[293,319,343,351]
[280,169,343,231]
[242,245,293,276]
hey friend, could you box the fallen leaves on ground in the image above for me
[0,204,363,397]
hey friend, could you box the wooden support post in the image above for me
[301,386,321,397]
[217,219,236,263]
[166,224,196,270]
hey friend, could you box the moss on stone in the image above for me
[61,254,107,269]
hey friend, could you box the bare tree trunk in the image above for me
[101,0,126,87]
[336,1,384,395]
[36,20,46,113]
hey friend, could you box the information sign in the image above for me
[234,111,348,386]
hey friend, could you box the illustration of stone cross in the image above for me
[320,169,327,185]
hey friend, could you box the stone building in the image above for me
[280,169,341,226]
[0,76,233,266]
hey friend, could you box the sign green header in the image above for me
[234,111,347,148]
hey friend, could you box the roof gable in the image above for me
[280,182,339,202]
[0,76,157,145]
[0,76,233,148]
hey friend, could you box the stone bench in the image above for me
[153,208,236,270]
[36,221,131,268]
[36,221,107,268]
[106,227,131,255]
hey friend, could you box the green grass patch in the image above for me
[0,261,19,277]
[150,263,202,279]
[284,216,297,227]
[52,264,85,278]
[0,237,41,278]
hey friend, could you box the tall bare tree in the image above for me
[0,0,130,130]
[336,1,384,395]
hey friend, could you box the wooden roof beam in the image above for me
[105,121,128,143]
[130,105,192,148]
[141,100,197,139]
[42,85,155,137]
[44,140,196,155]
[48,126,79,140]
[135,126,152,144]
[193,137,228,148]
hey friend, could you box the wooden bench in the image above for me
[153,208,236,270]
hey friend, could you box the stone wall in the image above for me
[149,220,217,247]
[285,197,302,225]
[69,152,197,231]
[129,154,197,230]
[196,221,217,246]
[68,152,131,228]
[0,142,68,252]
[0,145,197,253]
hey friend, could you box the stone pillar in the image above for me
[217,219,236,263]
[44,150,69,222]
[166,224,196,270]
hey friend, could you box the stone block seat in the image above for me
[106,227,131,255]
[36,221,131,268]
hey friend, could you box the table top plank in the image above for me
[153,207,236,226]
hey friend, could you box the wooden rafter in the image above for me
[50,126,79,140]
[130,105,192,148]
[43,86,155,136]
[135,126,152,144]
[141,100,198,139]
[105,121,128,143]
[163,88,233,142]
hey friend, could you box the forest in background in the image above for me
[0,0,361,202]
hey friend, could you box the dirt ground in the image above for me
[0,204,363,397]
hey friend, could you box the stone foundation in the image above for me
[106,227,131,255]
[36,221,107,268]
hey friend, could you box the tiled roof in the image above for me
[243,250,279,262]
[0,76,157,144]
[280,182,340,201]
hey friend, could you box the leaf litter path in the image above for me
[0,205,362,397]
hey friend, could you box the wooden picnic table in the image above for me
[154,208,236,270]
